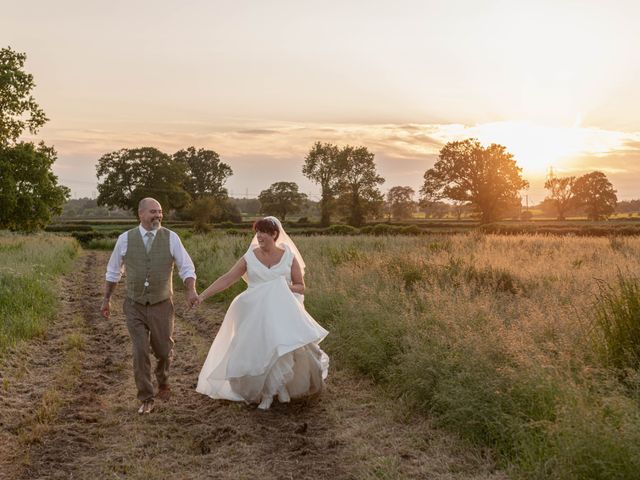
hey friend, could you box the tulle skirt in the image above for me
[196,277,329,404]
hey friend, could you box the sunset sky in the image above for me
[3,0,640,203]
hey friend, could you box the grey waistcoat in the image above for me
[124,227,173,305]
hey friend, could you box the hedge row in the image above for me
[59,223,640,246]
[479,223,640,236]
[224,224,471,236]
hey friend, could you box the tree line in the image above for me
[93,138,623,226]
[0,46,631,231]
[93,141,386,227]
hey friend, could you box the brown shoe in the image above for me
[137,400,154,415]
[156,384,171,401]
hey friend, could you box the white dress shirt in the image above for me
[105,225,196,283]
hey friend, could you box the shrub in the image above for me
[69,230,120,246]
[370,224,397,236]
[193,221,211,234]
[400,225,423,235]
[326,224,358,235]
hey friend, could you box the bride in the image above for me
[194,216,329,409]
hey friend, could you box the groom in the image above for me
[100,197,199,414]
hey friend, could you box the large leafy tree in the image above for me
[173,146,233,200]
[386,186,415,220]
[335,145,385,227]
[0,47,48,147]
[0,47,69,231]
[96,147,190,212]
[0,143,70,231]
[420,138,529,224]
[258,182,307,221]
[572,171,617,220]
[181,196,242,228]
[302,142,341,226]
[544,173,576,220]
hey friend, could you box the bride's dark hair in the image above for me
[252,217,280,241]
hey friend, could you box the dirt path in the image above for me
[0,250,507,480]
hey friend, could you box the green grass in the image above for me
[184,231,252,305]
[0,233,79,354]
[593,273,640,372]
[85,237,117,250]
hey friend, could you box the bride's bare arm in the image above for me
[290,258,305,294]
[197,257,247,303]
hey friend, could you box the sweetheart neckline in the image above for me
[251,247,286,270]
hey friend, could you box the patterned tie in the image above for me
[145,231,155,253]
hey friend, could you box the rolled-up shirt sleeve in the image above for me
[170,231,196,282]
[105,233,128,283]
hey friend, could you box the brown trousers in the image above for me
[123,297,175,402]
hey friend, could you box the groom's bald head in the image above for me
[138,197,161,213]
[138,198,163,230]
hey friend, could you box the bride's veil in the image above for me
[245,216,306,278]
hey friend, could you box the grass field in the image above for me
[185,232,640,479]
[0,234,79,353]
[4,228,640,478]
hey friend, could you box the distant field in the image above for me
[186,233,640,479]
[0,234,79,353]
[46,217,640,248]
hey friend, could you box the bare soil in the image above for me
[0,251,508,479]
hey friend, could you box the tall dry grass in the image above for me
[185,233,640,479]
[0,233,79,353]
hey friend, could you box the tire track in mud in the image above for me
[1,250,507,480]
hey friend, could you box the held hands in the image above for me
[189,294,205,309]
[194,294,205,308]
[186,289,200,309]
[184,277,200,309]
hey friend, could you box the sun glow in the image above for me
[471,121,591,177]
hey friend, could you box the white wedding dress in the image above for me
[196,244,329,407]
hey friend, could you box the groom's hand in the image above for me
[186,289,199,308]
[102,282,116,319]
[185,277,199,308]
[101,298,111,318]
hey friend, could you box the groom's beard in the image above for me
[150,220,161,230]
